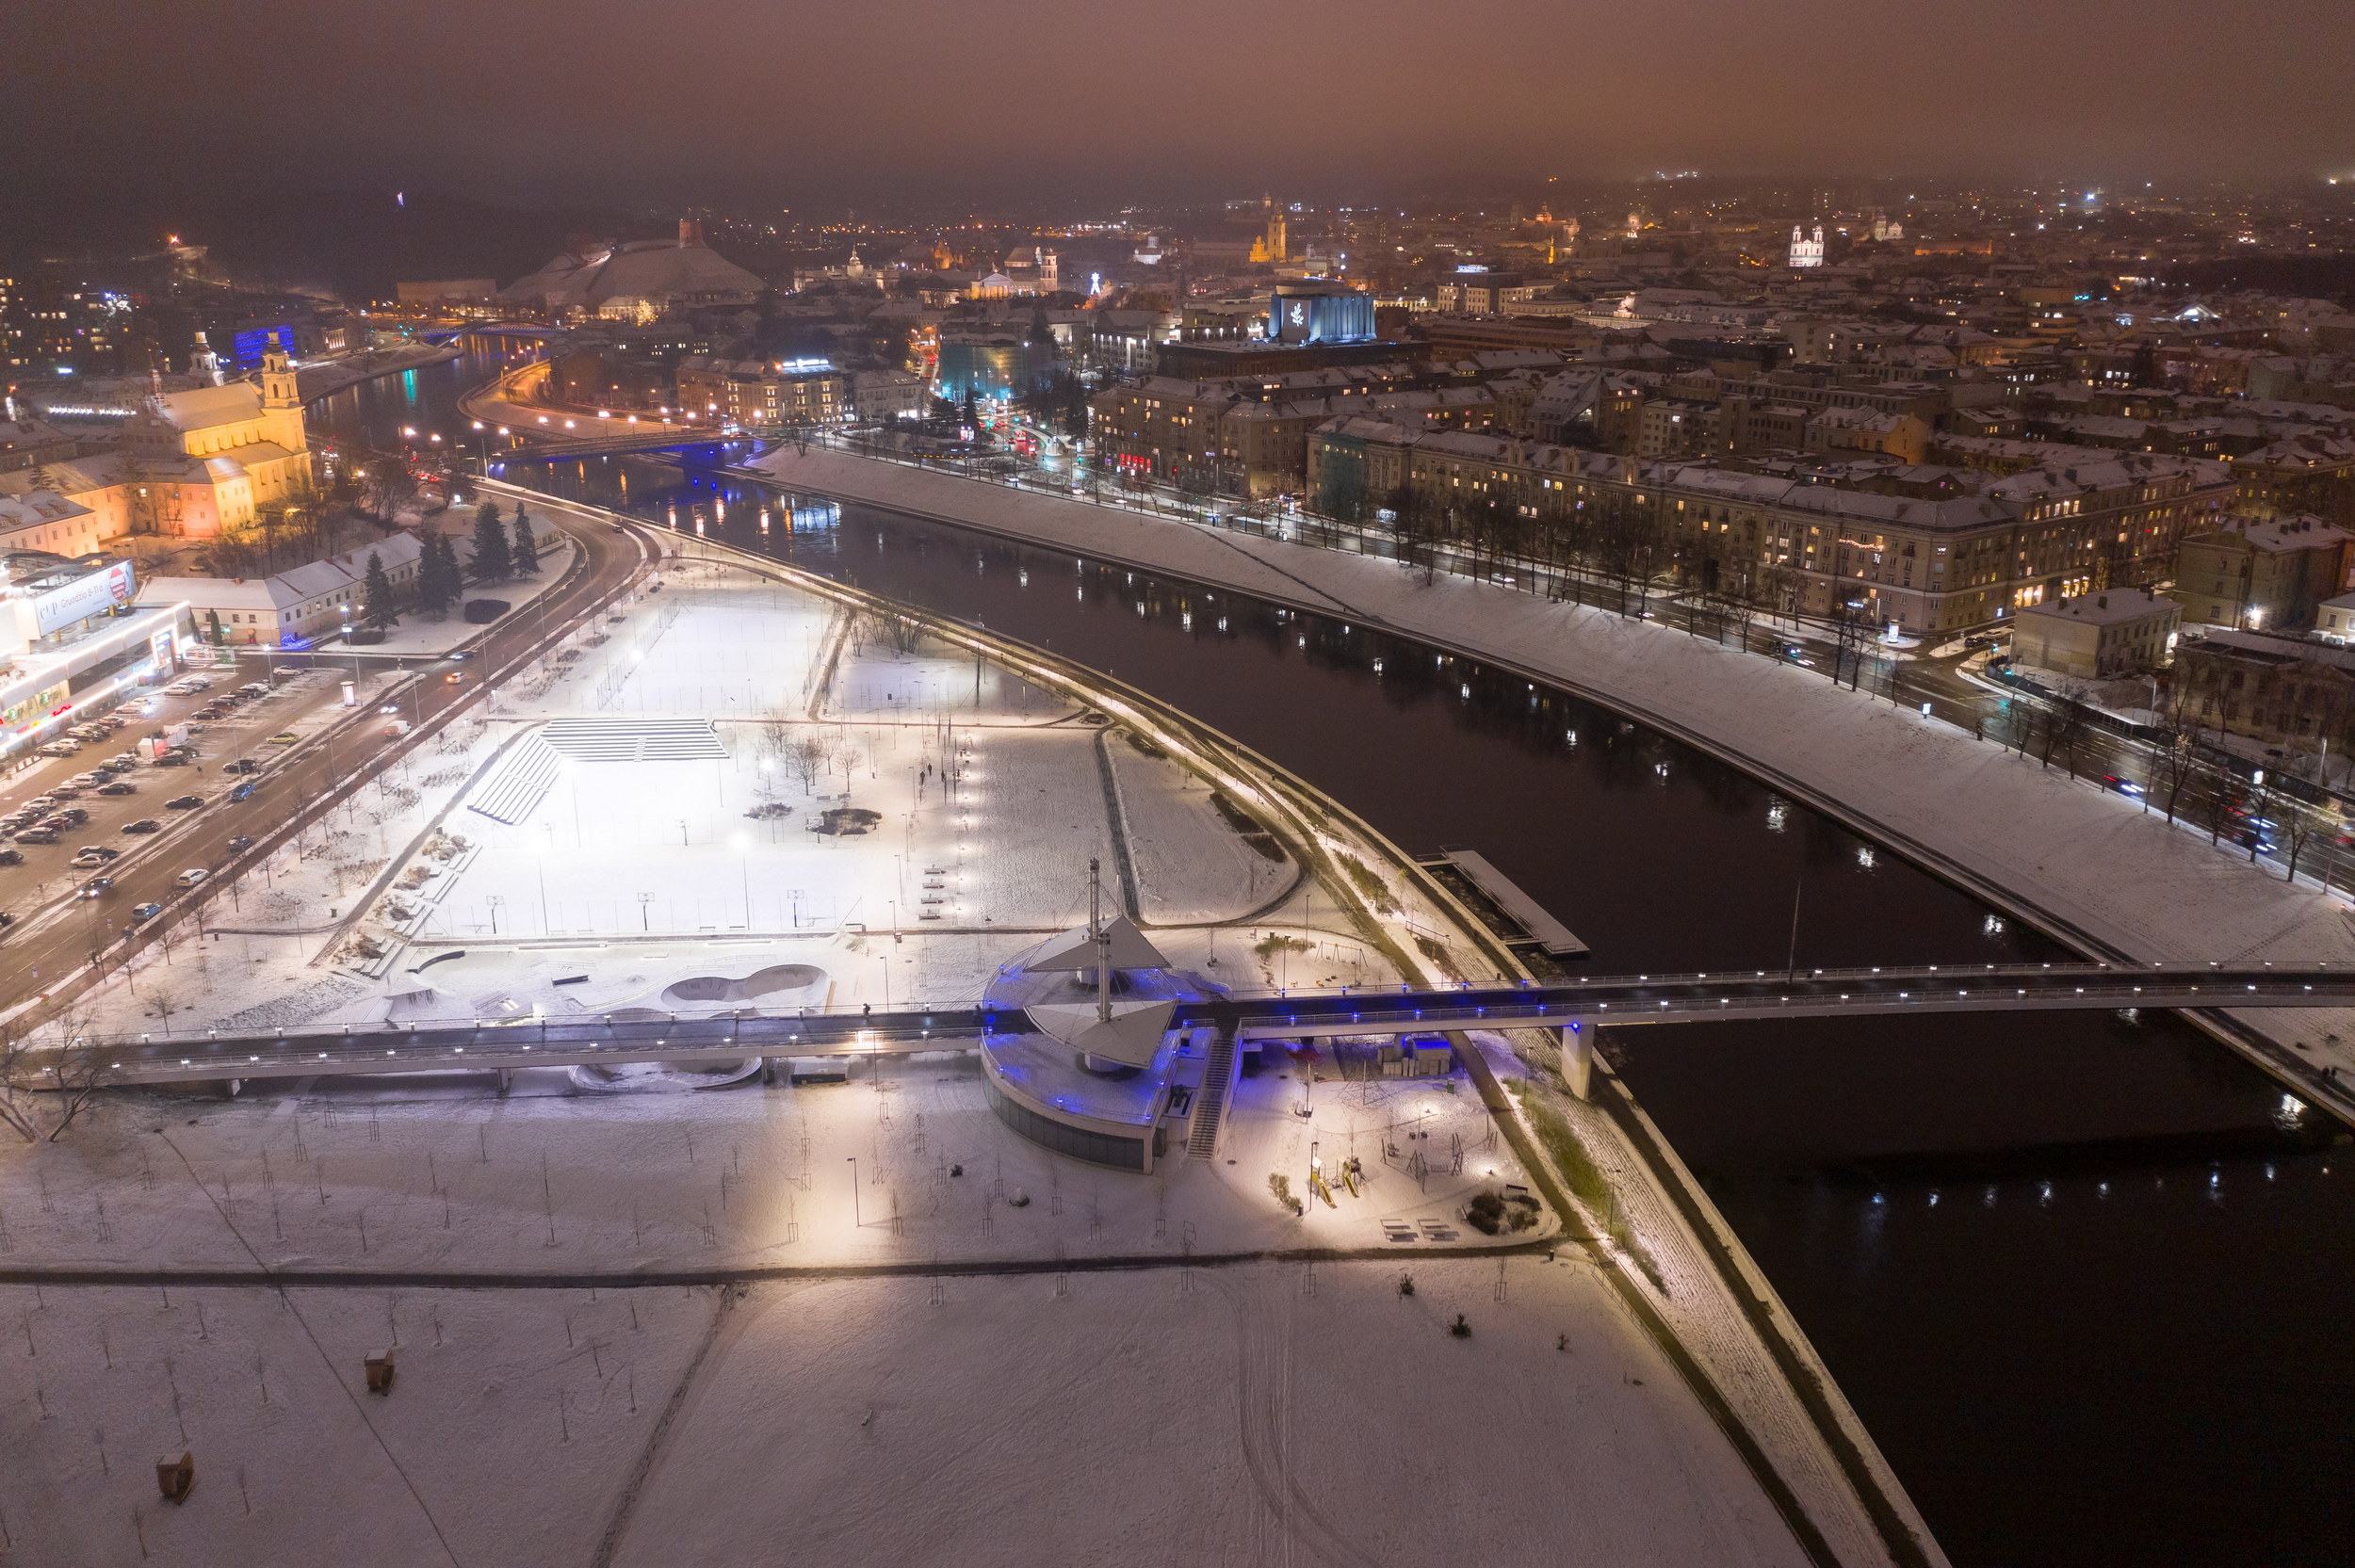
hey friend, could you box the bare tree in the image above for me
[2041,681,2095,777]
[362,461,420,524]
[0,1006,120,1141]
[861,607,925,657]
[788,736,829,796]
[44,1031,118,1141]
[0,1018,46,1143]
[2280,807,2323,882]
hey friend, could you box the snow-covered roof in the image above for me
[501,236,764,311]
[153,383,262,432]
[2019,589,2177,627]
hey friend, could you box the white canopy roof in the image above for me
[1023,998,1177,1068]
[1021,916,1169,974]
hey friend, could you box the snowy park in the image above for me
[0,534,1906,1566]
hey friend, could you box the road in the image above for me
[0,509,655,1023]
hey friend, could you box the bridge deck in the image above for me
[45,962,2355,1088]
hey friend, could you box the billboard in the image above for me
[1269,287,1375,345]
[29,559,137,636]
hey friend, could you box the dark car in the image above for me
[49,809,89,826]
[96,781,137,796]
[225,834,253,851]
[164,794,203,810]
[79,876,113,898]
[121,818,161,834]
[153,753,189,768]
[223,758,262,775]
[0,849,21,865]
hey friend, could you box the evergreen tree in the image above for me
[469,502,512,581]
[360,550,398,629]
[509,509,540,575]
[204,607,227,646]
[959,389,980,432]
[417,533,461,619]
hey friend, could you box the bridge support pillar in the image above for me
[1556,1026,1593,1102]
[226,1077,242,1099]
[496,1069,513,1095]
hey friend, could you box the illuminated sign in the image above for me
[27,559,137,636]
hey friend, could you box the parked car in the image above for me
[38,740,80,756]
[0,849,21,866]
[74,846,120,862]
[96,782,136,797]
[173,867,209,888]
[11,830,58,845]
[121,819,161,834]
[45,785,83,800]
[49,808,88,825]
[130,901,163,922]
[225,835,253,851]
[222,758,262,775]
[164,794,203,810]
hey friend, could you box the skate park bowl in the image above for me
[568,1057,765,1092]
[659,964,826,1009]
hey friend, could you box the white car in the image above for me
[172,867,210,888]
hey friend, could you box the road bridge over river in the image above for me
[63,961,2355,1090]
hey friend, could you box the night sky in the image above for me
[3,0,2350,209]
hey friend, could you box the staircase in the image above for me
[1187,1023,1241,1159]
[540,718,727,762]
[466,734,560,826]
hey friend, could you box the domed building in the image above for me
[499,220,765,323]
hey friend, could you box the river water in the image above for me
[316,344,2355,1568]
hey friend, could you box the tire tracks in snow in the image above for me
[588,1280,745,1568]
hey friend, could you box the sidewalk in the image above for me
[748,444,2355,1104]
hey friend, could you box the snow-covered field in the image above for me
[0,1256,1802,1568]
[0,1050,1812,1568]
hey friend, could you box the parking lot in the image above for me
[0,661,370,930]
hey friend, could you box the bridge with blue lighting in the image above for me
[57,961,2355,1089]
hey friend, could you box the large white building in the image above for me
[500,221,766,322]
[0,348,312,540]
[1789,224,1827,268]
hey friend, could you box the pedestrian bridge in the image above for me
[62,961,2355,1089]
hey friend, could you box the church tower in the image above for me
[259,345,308,456]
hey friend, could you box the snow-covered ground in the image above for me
[752,445,2355,1100]
[0,518,1919,1566]
[0,1254,1803,1568]
[0,1053,1816,1568]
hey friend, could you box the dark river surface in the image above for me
[318,344,2355,1568]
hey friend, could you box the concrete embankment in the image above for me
[744,445,2355,1122]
